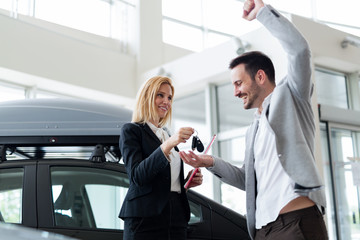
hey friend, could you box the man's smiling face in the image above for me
[231,64,262,110]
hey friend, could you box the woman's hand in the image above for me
[170,127,194,145]
[161,127,194,155]
[185,168,203,188]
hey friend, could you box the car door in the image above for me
[36,160,215,240]
[36,160,127,240]
[0,158,249,240]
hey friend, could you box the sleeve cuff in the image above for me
[160,147,171,162]
[206,155,216,170]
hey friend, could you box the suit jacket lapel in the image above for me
[245,119,259,239]
[143,123,162,145]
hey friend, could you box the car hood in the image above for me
[0,223,78,240]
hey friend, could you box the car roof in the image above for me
[0,98,132,137]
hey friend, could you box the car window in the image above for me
[0,168,24,223]
[50,166,129,230]
[189,200,202,224]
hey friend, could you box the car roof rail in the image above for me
[89,144,106,163]
[0,145,6,162]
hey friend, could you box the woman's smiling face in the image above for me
[153,83,172,126]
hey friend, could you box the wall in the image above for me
[0,3,192,107]
[297,16,360,74]
[0,10,136,106]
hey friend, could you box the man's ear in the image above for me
[256,69,267,85]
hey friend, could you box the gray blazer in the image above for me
[208,5,326,239]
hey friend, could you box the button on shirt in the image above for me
[147,122,181,193]
[253,94,300,229]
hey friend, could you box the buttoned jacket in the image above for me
[119,122,190,220]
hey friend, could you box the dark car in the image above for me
[0,223,77,240]
[0,99,250,240]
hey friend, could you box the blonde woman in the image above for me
[119,76,202,240]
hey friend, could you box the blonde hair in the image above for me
[132,76,174,127]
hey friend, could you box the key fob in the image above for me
[196,138,204,152]
[191,136,197,151]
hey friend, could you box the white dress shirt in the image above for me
[253,94,300,229]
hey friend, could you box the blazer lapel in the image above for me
[142,123,162,145]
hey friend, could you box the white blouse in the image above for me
[147,122,181,193]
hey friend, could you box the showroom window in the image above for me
[317,67,360,240]
[218,137,247,215]
[172,90,216,200]
[315,68,349,109]
[162,0,360,52]
[216,82,254,214]
[315,0,360,36]
[320,122,360,240]
[172,91,208,142]
[216,82,255,132]
[162,0,261,52]
[0,0,136,50]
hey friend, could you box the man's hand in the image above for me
[242,0,265,21]
[179,151,214,168]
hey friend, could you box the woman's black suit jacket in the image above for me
[119,122,190,220]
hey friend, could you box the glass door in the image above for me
[321,123,360,240]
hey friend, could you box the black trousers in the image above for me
[255,205,328,240]
[123,192,188,240]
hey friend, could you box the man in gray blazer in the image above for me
[180,0,328,239]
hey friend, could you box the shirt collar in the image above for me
[254,93,273,119]
[146,121,160,132]
[147,121,169,143]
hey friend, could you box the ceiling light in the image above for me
[341,35,360,48]
[232,37,251,55]
[157,67,171,77]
